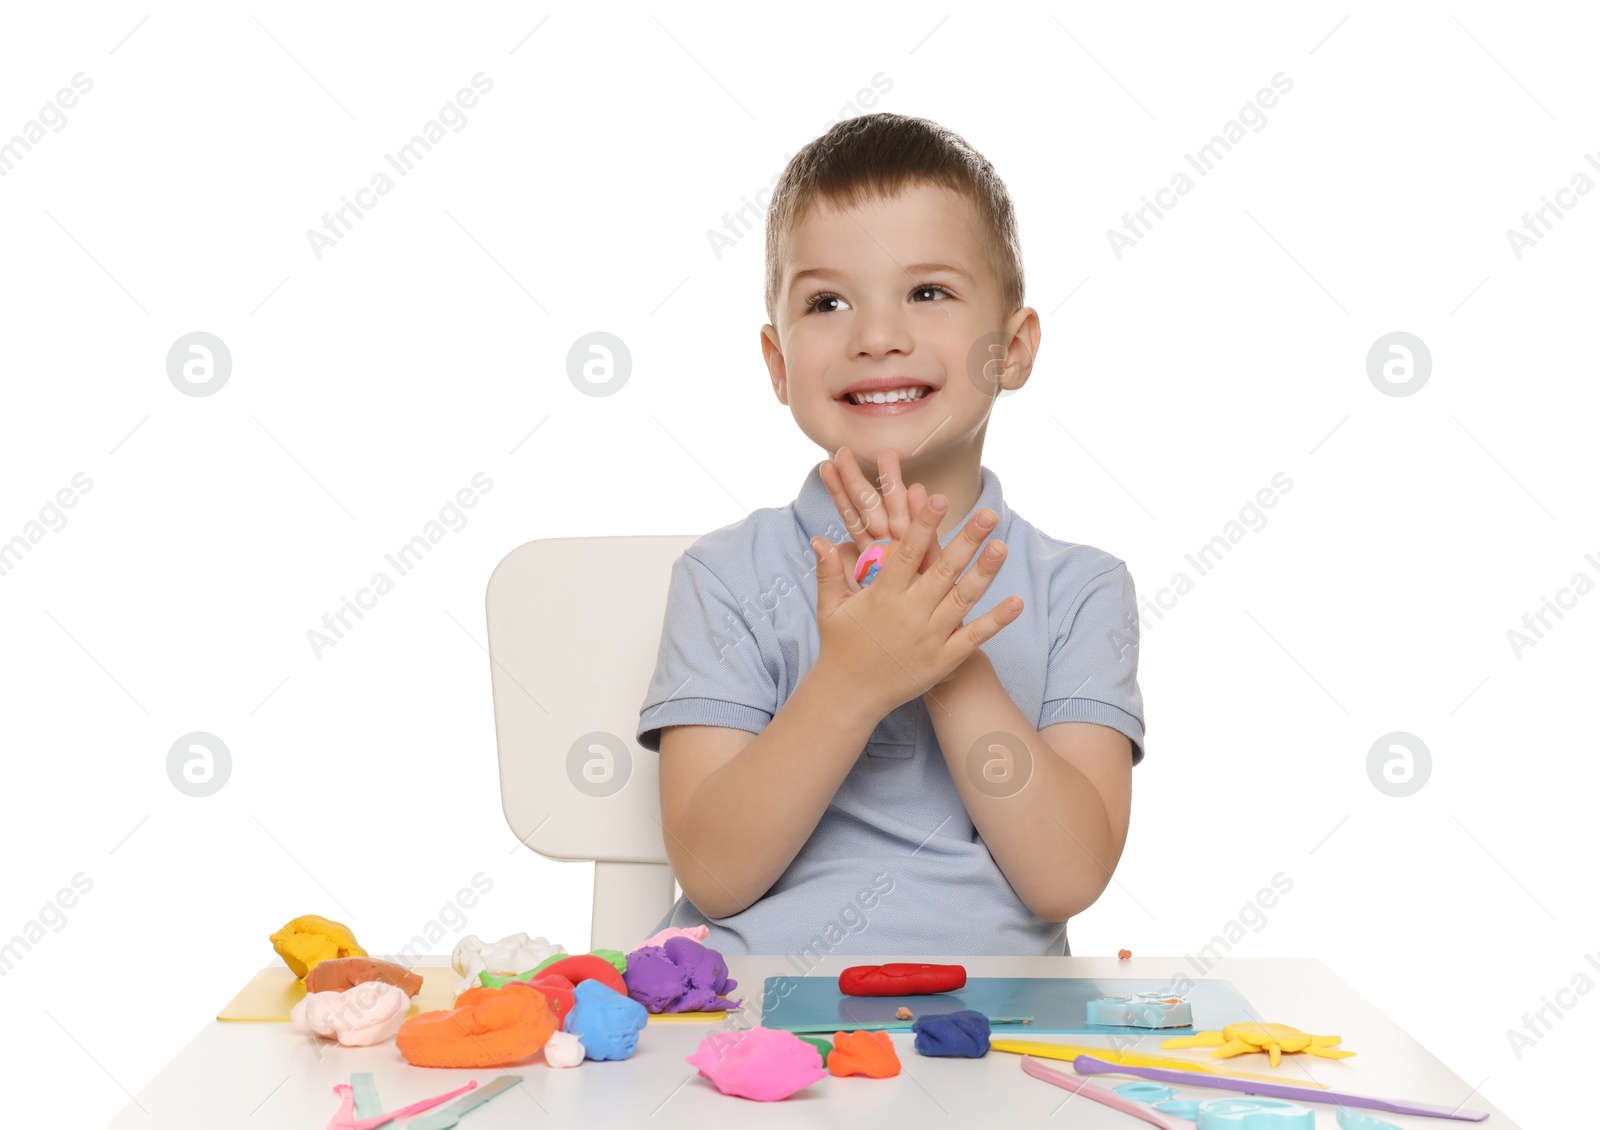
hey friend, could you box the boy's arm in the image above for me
[924,650,1133,922]
[657,656,881,920]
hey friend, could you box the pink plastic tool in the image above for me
[1020,1056,1192,1129]
[1071,1056,1490,1122]
[325,1079,476,1130]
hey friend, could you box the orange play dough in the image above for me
[828,1029,902,1078]
[397,981,557,1068]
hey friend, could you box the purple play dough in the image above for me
[623,937,742,1013]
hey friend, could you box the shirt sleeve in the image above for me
[1036,560,1147,765]
[636,549,779,753]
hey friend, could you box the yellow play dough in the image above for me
[1161,1022,1355,1068]
[269,914,367,978]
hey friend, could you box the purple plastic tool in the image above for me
[1020,1057,1193,1130]
[1071,1055,1489,1122]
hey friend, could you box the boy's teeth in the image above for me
[850,386,927,405]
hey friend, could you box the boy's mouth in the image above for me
[836,381,938,415]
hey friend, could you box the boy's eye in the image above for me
[803,283,954,314]
[805,292,847,314]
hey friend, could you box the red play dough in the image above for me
[523,973,577,1024]
[536,954,627,997]
[838,963,966,997]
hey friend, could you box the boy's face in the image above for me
[761,182,1038,476]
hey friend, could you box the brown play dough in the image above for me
[304,955,424,998]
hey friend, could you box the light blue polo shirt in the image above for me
[636,461,1144,958]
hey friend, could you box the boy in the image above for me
[636,113,1144,958]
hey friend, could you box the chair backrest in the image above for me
[486,534,696,951]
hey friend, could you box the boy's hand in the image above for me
[819,447,940,590]
[809,494,1023,718]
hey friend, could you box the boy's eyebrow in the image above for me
[787,261,974,289]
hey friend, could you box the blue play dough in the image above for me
[562,978,648,1061]
[911,1009,991,1057]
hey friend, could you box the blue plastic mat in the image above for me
[759,976,1257,1036]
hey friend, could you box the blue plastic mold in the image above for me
[1197,1098,1315,1128]
[1113,1081,1178,1102]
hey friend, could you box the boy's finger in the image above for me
[875,493,946,592]
[952,593,1024,656]
[877,450,910,540]
[819,459,873,550]
[918,506,997,595]
[930,528,1005,634]
[833,447,888,544]
[810,537,849,609]
[905,483,937,571]
[839,540,864,592]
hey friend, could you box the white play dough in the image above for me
[543,1029,585,1068]
[450,933,567,995]
[290,981,410,1046]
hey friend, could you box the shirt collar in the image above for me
[794,461,1009,550]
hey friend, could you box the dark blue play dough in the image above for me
[911,1009,991,1057]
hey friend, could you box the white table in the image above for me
[110,954,1519,1129]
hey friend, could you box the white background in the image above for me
[1,2,1595,1126]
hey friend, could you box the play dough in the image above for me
[464,971,576,1025]
[622,937,742,1012]
[632,924,710,950]
[828,1029,902,1078]
[912,1009,991,1057]
[397,981,557,1068]
[564,979,649,1061]
[542,1029,585,1068]
[451,933,565,995]
[1162,1022,1356,1067]
[304,956,424,998]
[269,914,367,978]
[486,952,624,993]
[855,538,895,585]
[291,981,410,1047]
[686,1027,829,1101]
[798,1035,833,1059]
[839,962,966,997]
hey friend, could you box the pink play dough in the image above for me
[685,1027,829,1102]
[632,925,711,951]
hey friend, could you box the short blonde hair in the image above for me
[764,113,1025,326]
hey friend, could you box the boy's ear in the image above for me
[761,324,788,405]
[997,307,1041,394]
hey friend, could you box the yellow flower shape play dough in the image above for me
[270,914,367,978]
[1160,1022,1355,1068]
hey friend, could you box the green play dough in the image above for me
[479,948,629,989]
[798,1035,833,1059]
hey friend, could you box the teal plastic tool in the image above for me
[1156,1099,1202,1119]
[1115,1082,1178,1102]
[407,1075,523,1130]
[349,1073,383,1120]
[1336,1109,1403,1130]
[1197,1098,1313,1128]
[761,976,1253,1036]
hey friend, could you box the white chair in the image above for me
[486,534,695,951]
